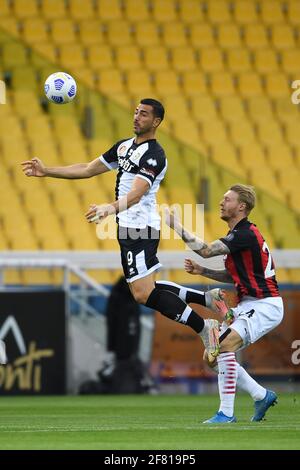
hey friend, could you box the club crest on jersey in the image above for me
[224,233,234,241]
[147,158,157,167]
[118,145,127,157]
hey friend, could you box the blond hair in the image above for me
[230,184,256,214]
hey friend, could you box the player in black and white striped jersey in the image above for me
[22,98,220,360]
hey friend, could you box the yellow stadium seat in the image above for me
[265,143,295,172]
[2,42,28,67]
[124,0,150,22]
[210,141,243,176]
[24,114,50,139]
[257,120,284,146]
[4,214,37,250]
[22,269,54,285]
[200,47,224,73]
[1,135,30,169]
[249,167,279,200]
[134,21,160,47]
[78,19,105,46]
[181,71,208,96]
[152,0,178,23]
[287,0,300,25]
[210,71,236,96]
[106,20,134,46]
[11,65,38,90]
[58,139,88,166]
[254,49,279,73]
[3,269,23,285]
[155,70,180,95]
[285,121,300,149]
[86,269,115,284]
[51,19,77,45]
[189,23,215,48]
[233,0,259,24]
[13,90,41,118]
[22,18,49,43]
[247,96,274,123]
[278,167,299,195]
[244,24,269,49]
[275,269,291,283]
[173,119,201,149]
[281,49,300,75]
[115,45,142,71]
[171,47,197,71]
[161,22,188,47]
[269,209,300,248]
[226,48,252,73]
[30,138,62,166]
[125,70,155,98]
[238,72,263,97]
[87,45,114,70]
[0,17,20,37]
[239,144,267,171]
[162,96,189,122]
[271,24,295,50]
[96,0,122,21]
[260,1,285,25]
[207,0,232,24]
[0,0,10,16]
[98,69,125,95]
[144,46,170,71]
[59,44,86,69]
[219,96,247,123]
[288,269,300,283]
[69,0,95,19]
[63,215,100,250]
[179,0,204,22]
[201,120,228,145]
[13,0,38,18]
[274,97,300,124]
[72,68,96,88]
[191,95,218,123]
[265,72,290,98]
[1,115,24,139]
[41,0,67,19]
[229,120,256,146]
[31,43,58,63]
[217,23,242,49]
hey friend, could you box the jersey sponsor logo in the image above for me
[118,156,134,172]
[147,158,157,167]
[140,167,155,178]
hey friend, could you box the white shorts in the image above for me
[220,296,284,349]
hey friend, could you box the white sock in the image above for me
[236,363,266,401]
[217,352,237,417]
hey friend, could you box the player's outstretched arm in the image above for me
[86,176,149,223]
[184,259,233,283]
[165,207,230,258]
[21,157,109,179]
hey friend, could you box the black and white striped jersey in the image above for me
[99,137,167,229]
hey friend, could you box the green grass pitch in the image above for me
[0,394,299,450]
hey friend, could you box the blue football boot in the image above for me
[203,411,237,424]
[251,390,278,422]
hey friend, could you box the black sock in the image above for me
[146,287,204,333]
[155,280,206,306]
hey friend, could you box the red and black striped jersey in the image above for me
[220,218,280,300]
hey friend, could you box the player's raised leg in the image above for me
[129,273,220,361]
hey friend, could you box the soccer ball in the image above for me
[44,72,77,104]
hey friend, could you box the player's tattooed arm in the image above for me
[165,208,230,258]
[185,259,234,283]
[201,267,233,283]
